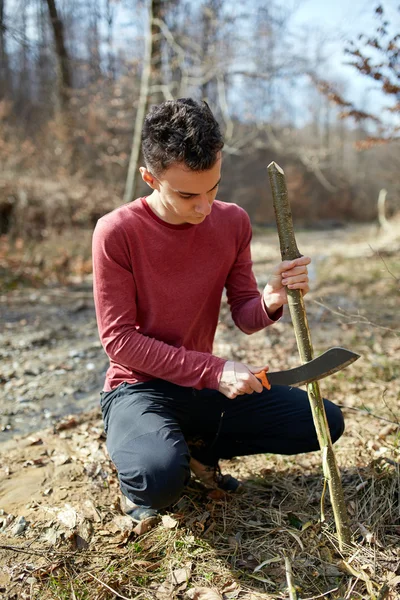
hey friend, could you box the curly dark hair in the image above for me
[142,98,224,175]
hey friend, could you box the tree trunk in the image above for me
[268,161,352,552]
[149,0,164,106]
[88,1,102,83]
[123,1,154,204]
[0,0,11,99]
[44,0,71,112]
[124,0,166,203]
[105,0,115,81]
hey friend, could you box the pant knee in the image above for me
[113,433,191,510]
[324,400,345,443]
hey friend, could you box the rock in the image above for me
[0,513,14,532]
[11,516,28,536]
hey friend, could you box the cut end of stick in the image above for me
[268,161,284,174]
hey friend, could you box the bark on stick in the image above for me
[268,161,351,550]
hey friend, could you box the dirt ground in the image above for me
[0,222,399,599]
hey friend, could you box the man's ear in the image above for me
[140,167,159,190]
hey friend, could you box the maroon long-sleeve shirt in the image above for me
[92,197,281,391]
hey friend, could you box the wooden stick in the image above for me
[268,161,351,550]
[284,555,298,600]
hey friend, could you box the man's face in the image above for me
[141,155,222,225]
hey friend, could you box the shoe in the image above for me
[120,494,160,526]
[189,457,243,493]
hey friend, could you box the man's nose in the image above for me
[195,195,212,215]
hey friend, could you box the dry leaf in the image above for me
[253,556,281,572]
[358,522,376,544]
[207,489,226,501]
[55,416,78,431]
[42,527,59,545]
[76,519,93,542]
[36,561,63,576]
[220,581,240,597]
[162,514,178,529]
[170,565,191,586]
[84,462,101,478]
[51,453,71,466]
[187,588,222,600]
[57,505,78,529]
[27,436,43,446]
[109,515,134,533]
[82,500,101,523]
[133,515,159,536]
[23,457,48,467]
[156,581,175,599]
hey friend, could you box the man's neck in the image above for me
[146,191,184,225]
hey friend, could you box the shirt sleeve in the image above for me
[225,208,282,334]
[92,218,226,390]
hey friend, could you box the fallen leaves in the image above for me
[187,588,222,600]
[161,514,178,529]
[156,564,192,599]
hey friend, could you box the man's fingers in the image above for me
[282,274,308,285]
[289,283,310,292]
[277,256,311,273]
[281,266,308,278]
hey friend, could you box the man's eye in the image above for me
[180,194,194,199]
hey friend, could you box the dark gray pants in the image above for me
[100,380,344,510]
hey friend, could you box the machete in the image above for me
[255,346,360,390]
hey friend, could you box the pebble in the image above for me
[69,349,85,358]
[0,514,15,533]
[12,516,28,536]
[17,396,31,404]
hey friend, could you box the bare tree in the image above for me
[0,0,11,99]
[105,0,115,81]
[87,0,102,83]
[124,0,155,204]
[44,0,72,112]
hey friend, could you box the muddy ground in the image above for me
[0,222,399,599]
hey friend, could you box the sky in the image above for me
[6,0,398,126]
[289,0,399,112]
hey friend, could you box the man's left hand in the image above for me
[263,256,311,317]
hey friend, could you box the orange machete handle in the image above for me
[255,370,271,390]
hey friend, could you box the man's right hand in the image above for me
[218,361,269,399]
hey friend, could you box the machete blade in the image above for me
[267,347,360,387]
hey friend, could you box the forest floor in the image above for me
[0,221,399,600]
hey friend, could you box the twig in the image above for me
[368,244,399,283]
[337,404,400,426]
[0,544,49,557]
[284,555,298,600]
[87,571,133,600]
[380,388,400,426]
[70,582,77,600]
[376,583,390,600]
[312,299,400,334]
[302,587,339,600]
[320,476,327,523]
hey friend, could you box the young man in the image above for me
[92,98,344,526]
